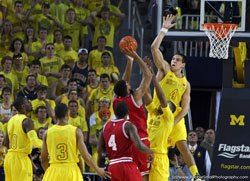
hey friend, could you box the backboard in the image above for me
[200,0,246,31]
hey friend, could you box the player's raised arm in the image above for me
[151,15,176,78]
[122,48,152,105]
[76,128,110,179]
[122,54,134,84]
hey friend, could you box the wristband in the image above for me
[160,28,168,34]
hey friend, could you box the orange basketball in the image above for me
[119,36,138,51]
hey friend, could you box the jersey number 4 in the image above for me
[108,134,117,151]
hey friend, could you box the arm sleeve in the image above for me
[27,130,43,148]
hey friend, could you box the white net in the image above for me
[203,24,237,59]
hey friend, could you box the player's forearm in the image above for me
[41,158,49,171]
[152,75,168,107]
[174,108,188,125]
[134,54,151,78]
[84,153,100,171]
[122,59,133,83]
[136,142,153,154]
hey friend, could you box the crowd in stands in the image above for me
[168,127,215,180]
[0,0,124,179]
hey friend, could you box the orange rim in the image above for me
[202,23,238,38]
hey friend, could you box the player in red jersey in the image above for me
[98,101,154,181]
[113,48,152,180]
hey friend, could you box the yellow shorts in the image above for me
[4,152,33,181]
[43,163,83,181]
[149,153,169,181]
[169,118,187,146]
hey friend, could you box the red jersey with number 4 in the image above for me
[103,119,133,160]
[113,95,148,139]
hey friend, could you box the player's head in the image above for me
[55,103,68,120]
[170,53,187,72]
[13,96,32,114]
[114,101,129,119]
[114,80,132,97]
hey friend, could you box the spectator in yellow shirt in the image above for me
[53,30,64,53]
[56,35,78,68]
[96,51,119,87]
[88,36,114,70]
[39,43,64,90]
[0,20,13,59]
[33,106,53,132]
[0,56,19,102]
[7,38,29,65]
[6,1,27,40]
[68,100,88,142]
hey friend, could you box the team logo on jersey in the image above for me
[230,115,245,126]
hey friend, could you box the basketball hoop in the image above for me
[202,23,238,59]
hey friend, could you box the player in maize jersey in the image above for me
[144,58,176,180]
[41,103,110,181]
[113,48,152,180]
[151,14,200,178]
[4,96,43,181]
[98,101,154,181]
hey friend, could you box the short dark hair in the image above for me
[9,38,25,52]
[114,80,127,97]
[100,6,110,13]
[30,60,41,67]
[14,0,22,7]
[35,106,47,114]
[88,69,96,74]
[55,103,68,119]
[68,99,78,107]
[97,36,106,42]
[0,74,5,81]
[60,64,72,71]
[63,35,72,41]
[37,85,47,92]
[114,101,129,119]
[2,87,11,95]
[66,8,75,14]
[101,51,111,57]
[38,28,48,34]
[1,56,13,66]
[45,43,54,48]
[13,96,26,112]
[174,53,187,64]
[100,73,110,81]
[67,78,77,86]
[54,29,62,35]
[26,74,36,82]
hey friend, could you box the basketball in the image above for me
[119,36,138,51]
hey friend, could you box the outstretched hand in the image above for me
[162,14,176,30]
[96,167,111,179]
[122,47,137,59]
[147,153,154,163]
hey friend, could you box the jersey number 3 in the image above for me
[108,134,117,151]
[57,143,68,160]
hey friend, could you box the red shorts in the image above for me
[132,139,150,176]
[108,162,142,181]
